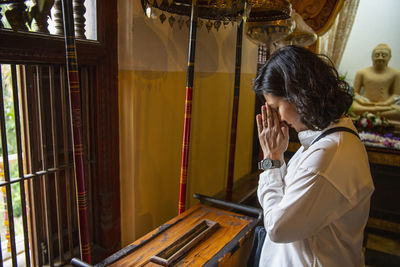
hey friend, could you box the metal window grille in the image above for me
[0,64,93,267]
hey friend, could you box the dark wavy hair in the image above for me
[253,45,353,130]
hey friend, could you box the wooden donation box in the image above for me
[93,199,260,267]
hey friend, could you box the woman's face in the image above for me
[263,93,308,132]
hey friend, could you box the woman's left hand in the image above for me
[256,104,289,164]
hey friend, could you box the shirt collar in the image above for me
[297,117,355,150]
[298,128,321,150]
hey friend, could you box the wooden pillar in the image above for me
[73,0,86,39]
[53,0,64,35]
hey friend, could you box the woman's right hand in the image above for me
[256,104,289,164]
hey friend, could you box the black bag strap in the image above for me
[311,126,360,146]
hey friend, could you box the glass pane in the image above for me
[84,0,97,40]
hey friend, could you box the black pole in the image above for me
[226,20,244,201]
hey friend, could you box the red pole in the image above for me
[61,0,91,263]
[178,0,198,214]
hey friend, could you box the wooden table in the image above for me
[90,204,259,266]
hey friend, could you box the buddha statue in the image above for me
[352,43,400,128]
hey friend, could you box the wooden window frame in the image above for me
[0,0,120,263]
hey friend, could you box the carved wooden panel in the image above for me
[4,2,28,31]
[30,0,55,33]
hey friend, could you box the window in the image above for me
[0,0,119,266]
[1,0,97,40]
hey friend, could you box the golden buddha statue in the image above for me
[352,44,400,128]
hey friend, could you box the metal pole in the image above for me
[0,66,17,267]
[61,0,91,263]
[178,0,198,214]
[226,21,244,201]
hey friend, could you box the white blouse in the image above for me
[258,117,374,267]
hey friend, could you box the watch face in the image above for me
[262,159,272,170]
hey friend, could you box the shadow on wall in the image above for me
[131,16,168,72]
[168,22,189,71]
[130,16,221,74]
[169,20,220,74]
[196,27,219,74]
[221,25,237,72]
[130,13,243,76]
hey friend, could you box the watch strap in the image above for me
[270,159,281,169]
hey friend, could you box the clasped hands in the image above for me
[256,104,289,165]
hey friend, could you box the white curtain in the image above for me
[318,0,360,68]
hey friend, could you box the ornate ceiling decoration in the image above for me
[291,0,344,36]
[141,0,293,32]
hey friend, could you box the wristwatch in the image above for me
[258,158,281,170]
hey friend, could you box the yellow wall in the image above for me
[118,0,258,246]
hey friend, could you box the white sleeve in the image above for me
[257,166,350,243]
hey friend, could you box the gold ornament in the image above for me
[245,18,295,45]
[168,15,176,27]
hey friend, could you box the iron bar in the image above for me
[37,65,54,266]
[11,64,31,266]
[49,65,65,263]
[60,65,74,259]
[226,21,244,201]
[178,0,198,215]
[26,64,43,267]
[0,165,73,187]
[61,0,91,260]
[0,64,18,266]
[19,65,36,266]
